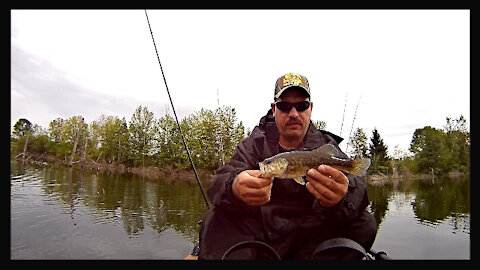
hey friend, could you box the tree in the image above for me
[312,120,327,131]
[444,115,469,134]
[68,116,86,166]
[12,118,32,138]
[410,126,449,174]
[46,116,88,163]
[443,115,470,173]
[153,113,184,168]
[128,106,155,167]
[369,128,390,174]
[214,106,245,168]
[28,124,49,154]
[90,115,129,163]
[152,106,246,171]
[12,118,32,162]
[349,127,368,158]
[47,118,70,158]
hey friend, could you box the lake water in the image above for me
[10,161,470,259]
[368,175,470,259]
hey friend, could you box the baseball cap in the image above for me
[274,73,311,100]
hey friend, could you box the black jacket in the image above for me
[207,109,369,241]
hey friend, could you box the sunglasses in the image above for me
[274,101,311,112]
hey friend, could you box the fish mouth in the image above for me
[259,162,271,177]
[259,162,265,173]
[259,158,289,179]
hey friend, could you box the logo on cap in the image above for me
[275,72,310,99]
[283,73,303,87]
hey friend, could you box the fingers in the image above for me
[306,182,335,206]
[245,169,263,178]
[242,186,272,206]
[317,165,349,186]
[305,165,348,207]
[233,170,273,206]
[244,170,273,188]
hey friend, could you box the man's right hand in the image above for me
[232,170,273,206]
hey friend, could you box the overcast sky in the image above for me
[11,9,470,154]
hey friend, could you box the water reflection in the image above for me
[50,167,207,241]
[11,161,210,259]
[368,175,470,234]
[368,175,470,259]
[11,160,470,259]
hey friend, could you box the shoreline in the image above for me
[13,153,467,185]
[365,171,468,185]
[12,153,215,184]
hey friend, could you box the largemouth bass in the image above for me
[259,144,371,185]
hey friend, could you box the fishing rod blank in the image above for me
[144,10,210,209]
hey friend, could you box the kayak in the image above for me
[184,240,391,260]
[184,254,198,260]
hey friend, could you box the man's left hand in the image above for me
[305,165,348,207]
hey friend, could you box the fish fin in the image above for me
[348,158,372,176]
[293,176,306,185]
[312,144,339,156]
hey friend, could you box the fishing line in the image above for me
[345,93,362,154]
[339,93,348,137]
[144,10,210,209]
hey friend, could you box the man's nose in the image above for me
[288,106,299,118]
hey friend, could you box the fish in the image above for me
[258,144,371,185]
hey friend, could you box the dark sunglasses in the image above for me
[274,101,311,112]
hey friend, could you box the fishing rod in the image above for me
[345,93,362,154]
[339,93,348,137]
[144,10,210,210]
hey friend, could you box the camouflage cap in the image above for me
[274,73,311,100]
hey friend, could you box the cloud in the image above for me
[11,45,144,128]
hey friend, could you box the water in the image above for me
[10,161,207,259]
[10,161,470,259]
[368,176,470,259]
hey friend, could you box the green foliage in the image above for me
[312,120,326,131]
[12,104,246,171]
[368,128,391,174]
[443,115,470,173]
[12,118,32,138]
[152,106,245,171]
[128,106,155,167]
[410,115,470,175]
[154,113,184,169]
[348,127,368,158]
[90,115,129,164]
[46,116,88,160]
[410,126,449,174]
[10,108,469,178]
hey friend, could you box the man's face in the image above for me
[272,88,313,145]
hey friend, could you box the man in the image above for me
[198,73,377,259]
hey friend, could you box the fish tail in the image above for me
[349,158,371,176]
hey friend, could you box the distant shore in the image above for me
[13,152,466,185]
[365,171,467,185]
[12,153,215,184]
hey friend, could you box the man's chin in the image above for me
[283,130,305,140]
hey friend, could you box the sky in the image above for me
[11,9,470,155]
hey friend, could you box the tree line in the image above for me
[11,106,469,176]
[347,115,470,176]
[11,105,246,172]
